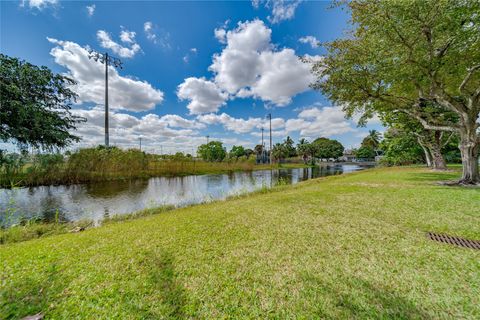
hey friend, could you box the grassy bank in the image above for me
[0,147,309,187]
[1,167,479,319]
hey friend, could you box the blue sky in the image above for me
[1,0,382,153]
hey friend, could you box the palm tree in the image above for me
[362,130,382,149]
[296,138,311,164]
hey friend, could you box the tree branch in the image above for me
[459,64,480,94]
[401,110,459,132]
[442,132,455,148]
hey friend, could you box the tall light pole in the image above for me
[261,127,264,148]
[267,113,272,164]
[88,50,123,147]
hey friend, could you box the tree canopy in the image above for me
[0,54,85,150]
[312,0,480,183]
[229,145,246,159]
[311,137,344,159]
[197,141,226,162]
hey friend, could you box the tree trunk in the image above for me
[458,130,479,184]
[419,141,432,167]
[430,146,447,170]
[429,131,447,170]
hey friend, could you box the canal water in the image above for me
[0,164,372,227]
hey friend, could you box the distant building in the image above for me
[256,149,270,164]
[340,149,356,162]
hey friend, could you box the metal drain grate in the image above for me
[427,232,480,250]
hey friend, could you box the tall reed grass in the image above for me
[0,146,286,187]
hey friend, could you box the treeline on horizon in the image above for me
[0,127,462,188]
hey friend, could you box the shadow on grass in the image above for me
[0,259,66,319]
[137,250,191,319]
[405,171,460,183]
[302,275,432,319]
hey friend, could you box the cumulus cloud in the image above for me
[71,107,202,149]
[285,106,355,137]
[177,77,228,115]
[299,35,319,48]
[21,0,57,10]
[96,29,141,58]
[86,4,95,17]
[214,28,227,44]
[47,37,164,112]
[69,107,256,153]
[252,0,302,24]
[269,0,302,24]
[208,19,318,106]
[197,113,285,134]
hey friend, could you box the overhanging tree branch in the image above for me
[459,64,480,94]
[401,110,459,132]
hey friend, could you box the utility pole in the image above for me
[267,113,272,164]
[139,137,142,151]
[261,127,264,148]
[88,50,123,147]
[206,135,210,144]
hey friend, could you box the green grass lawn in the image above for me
[1,167,479,319]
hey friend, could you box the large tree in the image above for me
[312,137,344,160]
[382,112,452,170]
[0,54,84,150]
[380,127,425,166]
[197,141,226,162]
[312,1,480,184]
[229,145,246,159]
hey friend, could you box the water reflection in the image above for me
[0,164,371,226]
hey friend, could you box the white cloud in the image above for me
[299,35,319,48]
[251,129,287,138]
[248,49,314,106]
[47,37,164,112]
[69,108,257,153]
[208,19,318,106]
[214,28,227,44]
[158,114,205,129]
[86,4,95,17]
[252,0,302,24]
[21,0,57,10]
[285,106,355,137]
[120,29,136,44]
[144,22,156,41]
[269,0,302,24]
[197,113,285,134]
[183,48,198,63]
[143,21,171,49]
[71,107,202,150]
[177,77,228,115]
[97,29,141,58]
[197,113,262,134]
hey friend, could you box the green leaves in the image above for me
[0,54,85,150]
[197,141,227,162]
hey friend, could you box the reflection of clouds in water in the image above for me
[0,165,373,226]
